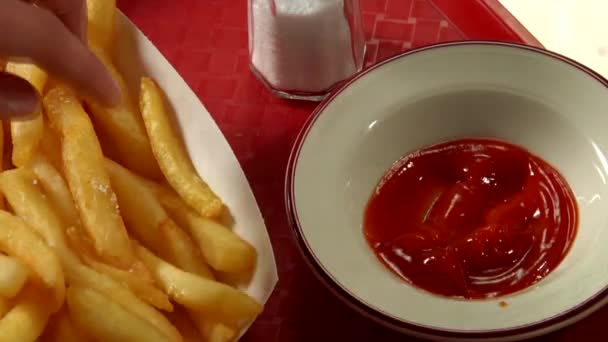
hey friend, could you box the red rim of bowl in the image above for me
[285,40,608,339]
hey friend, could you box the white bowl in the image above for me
[286,41,608,341]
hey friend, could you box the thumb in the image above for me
[0,72,41,120]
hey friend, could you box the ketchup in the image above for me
[364,138,578,299]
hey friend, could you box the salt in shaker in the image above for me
[248,0,366,101]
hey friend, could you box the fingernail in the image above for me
[0,73,41,120]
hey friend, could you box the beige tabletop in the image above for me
[500,0,608,78]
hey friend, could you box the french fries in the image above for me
[27,154,80,228]
[0,255,29,298]
[87,259,174,311]
[40,306,93,342]
[67,286,171,342]
[140,77,225,218]
[189,314,237,342]
[43,85,137,269]
[62,256,183,342]
[86,0,117,52]
[87,48,163,180]
[0,211,64,312]
[0,0,266,339]
[38,122,62,170]
[64,224,172,311]
[105,158,213,278]
[165,307,204,342]
[0,168,70,250]
[0,298,9,318]
[155,184,257,274]
[136,243,262,324]
[5,61,47,167]
[0,283,51,342]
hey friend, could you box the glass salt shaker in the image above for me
[248,0,366,101]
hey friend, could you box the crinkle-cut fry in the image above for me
[27,154,80,228]
[40,305,93,342]
[0,283,51,342]
[0,254,30,298]
[5,61,47,167]
[0,210,64,312]
[105,158,213,278]
[67,286,172,342]
[135,243,263,324]
[87,47,163,180]
[43,85,137,270]
[139,77,224,218]
[151,182,257,274]
[86,0,116,53]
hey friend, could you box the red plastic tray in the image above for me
[118,1,603,340]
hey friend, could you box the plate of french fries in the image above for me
[0,1,278,341]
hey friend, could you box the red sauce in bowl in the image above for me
[364,138,578,299]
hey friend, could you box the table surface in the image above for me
[118,1,606,340]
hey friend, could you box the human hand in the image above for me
[0,0,121,119]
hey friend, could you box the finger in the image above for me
[0,72,40,120]
[0,0,120,106]
[39,0,87,42]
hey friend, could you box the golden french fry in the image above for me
[165,307,204,342]
[64,224,166,310]
[64,225,172,311]
[136,243,262,324]
[159,219,214,278]
[87,260,173,312]
[1,121,11,171]
[188,313,237,342]
[38,122,62,171]
[0,122,4,210]
[27,154,80,228]
[86,0,116,52]
[0,166,180,340]
[154,184,256,274]
[0,297,9,318]
[0,255,30,298]
[105,159,213,278]
[88,48,163,180]
[108,166,244,337]
[43,85,136,269]
[40,305,93,342]
[0,210,64,312]
[67,286,172,342]
[63,256,182,342]
[0,283,51,342]
[5,61,47,167]
[140,77,224,218]
[0,168,71,252]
